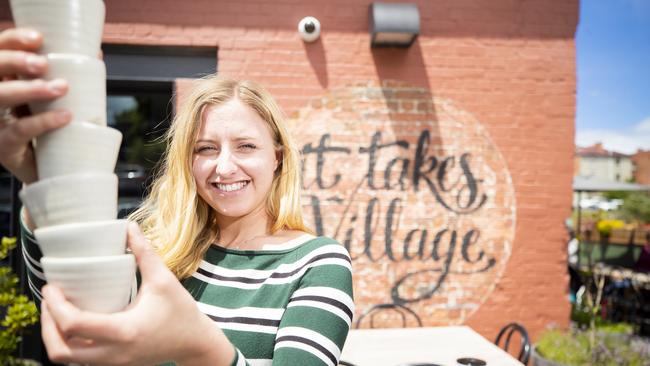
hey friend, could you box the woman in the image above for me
[0,27,353,366]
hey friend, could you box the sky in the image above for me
[576,0,650,154]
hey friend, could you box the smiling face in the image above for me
[192,98,279,223]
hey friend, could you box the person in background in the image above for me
[565,217,581,303]
[633,232,650,273]
[0,27,354,366]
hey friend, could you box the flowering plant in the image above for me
[596,219,625,237]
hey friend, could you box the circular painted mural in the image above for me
[289,81,516,326]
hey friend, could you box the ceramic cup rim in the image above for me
[34,219,128,237]
[22,171,116,192]
[9,0,106,57]
[45,52,105,65]
[41,253,135,267]
[9,0,106,25]
[36,120,121,140]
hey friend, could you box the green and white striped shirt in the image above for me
[21,220,354,366]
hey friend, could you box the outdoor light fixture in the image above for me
[369,2,420,48]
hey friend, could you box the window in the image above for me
[108,80,173,217]
[103,45,217,217]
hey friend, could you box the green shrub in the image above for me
[620,192,650,223]
[536,325,647,366]
[0,237,39,365]
[571,303,636,333]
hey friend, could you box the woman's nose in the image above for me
[214,151,237,177]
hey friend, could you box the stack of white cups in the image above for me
[11,0,136,313]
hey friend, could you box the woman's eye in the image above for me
[240,143,257,150]
[195,146,217,153]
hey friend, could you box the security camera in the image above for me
[298,16,321,43]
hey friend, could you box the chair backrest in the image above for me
[355,303,423,329]
[494,322,531,365]
[338,361,358,366]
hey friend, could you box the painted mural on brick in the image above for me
[289,81,516,327]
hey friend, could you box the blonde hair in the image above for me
[129,75,311,279]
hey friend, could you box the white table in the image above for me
[340,326,524,366]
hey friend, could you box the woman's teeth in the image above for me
[215,181,248,192]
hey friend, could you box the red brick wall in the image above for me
[632,151,650,185]
[0,0,579,342]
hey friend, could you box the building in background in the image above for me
[575,143,635,182]
[0,0,579,353]
[632,149,650,185]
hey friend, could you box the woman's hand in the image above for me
[41,222,236,366]
[0,28,71,184]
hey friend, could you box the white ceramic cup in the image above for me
[19,172,118,228]
[9,0,105,57]
[35,121,122,180]
[34,219,128,258]
[28,54,107,125]
[41,254,136,313]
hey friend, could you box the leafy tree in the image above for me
[114,97,168,173]
[620,192,650,224]
[602,190,629,201]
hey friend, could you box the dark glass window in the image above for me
[108,80,173,218]
[103,45,216,219]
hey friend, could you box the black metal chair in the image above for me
[338,361,358,366]
[339,360,357,366]
[355,303,423,329]
[494,322,531,365]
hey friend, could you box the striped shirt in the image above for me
[20,219,354,366]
